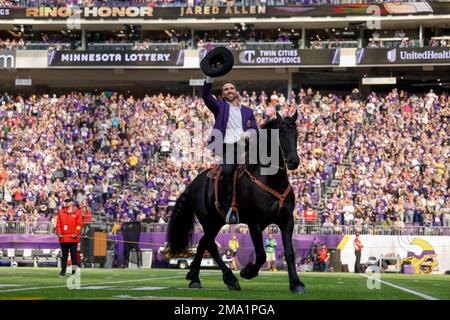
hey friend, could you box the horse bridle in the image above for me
[260,123,290,172]
[243,124,293,217]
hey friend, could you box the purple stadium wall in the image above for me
[0,233,343,269]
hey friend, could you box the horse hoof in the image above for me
[240,268,257,280]
[291,285,306,294]
[189,281,202,289]
[227,282,241,291]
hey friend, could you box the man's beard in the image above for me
[225,94,235,102]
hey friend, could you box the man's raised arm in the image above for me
[202,76,220,115]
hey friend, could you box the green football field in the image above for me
[0,268,448,300]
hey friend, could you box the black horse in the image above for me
[167,112,306,293]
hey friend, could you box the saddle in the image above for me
[206,164,246,219]
[206,164,292,220]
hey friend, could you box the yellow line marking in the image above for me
[337,235,351,250]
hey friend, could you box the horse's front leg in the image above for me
[278,213,306,294]
[204,234,241,291]
[186,235,208,288]
[240,224,266,280]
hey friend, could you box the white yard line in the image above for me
[360,274,439,301]
[0,274,188,293]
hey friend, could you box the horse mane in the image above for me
[245,117,281,173]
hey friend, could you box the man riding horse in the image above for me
[202,75,258,224]
[167,47,305,294]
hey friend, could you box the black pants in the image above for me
[355,250,361,273]
[80,225,92,265]
[319,261,328,272]
[102,192,108,204]
[60,242,79,273]
[124,243,142,267]
[220,143,244,210]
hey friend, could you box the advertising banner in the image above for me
[356,47,450,65]
[200,48,340,67]
[0,2,445,20]
[47,50,185,67]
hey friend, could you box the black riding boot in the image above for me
[221,172,239,224]
[221,143,240,224]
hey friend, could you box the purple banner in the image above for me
[1,233,343,269]
[0,234,60,249]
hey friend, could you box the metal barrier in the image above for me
[88,42,183,51]
[1,221,449,236]
[135,42,183,51]
[198,41,294,50]
[0,221,54,235]
[245,41,294,50]
[298,224,450,236]
[140,223,168,233]
[25,43,72,50]
[309,40,358,49]
[197,42,232,50]
[88,43,134,51]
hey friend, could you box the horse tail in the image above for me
[167,187,195,256]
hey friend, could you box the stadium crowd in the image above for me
[0,37,24,50]
[320,88,450,234]
[0,86,344,230]
[0,83,449,235]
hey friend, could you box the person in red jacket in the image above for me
[318,244,330,272]
[80,202,92,266]
[81,203,92,224]
[56,197,83,277]
[354,232,364,273]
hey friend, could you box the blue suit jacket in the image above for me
[202,82,258,148]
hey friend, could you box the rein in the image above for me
[244,136,292,217]
[245,169,292,217]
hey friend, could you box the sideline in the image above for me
[360,274,439,300]
[0,274,189,293]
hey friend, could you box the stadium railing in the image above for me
[308,40,359,49]
[1,221,449,236]
[198,41,294,50]
[7,39,443,52]
[0,221,55,235]
[88,43,134,51]
[135,42,184,50]
[367,38,421,49]
[218,223,450,236]
[293,224,450,236]
[245,41,294,50]
[24,42,73,50]
[87,42,183,51]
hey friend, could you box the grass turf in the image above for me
[0,268,448,300]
